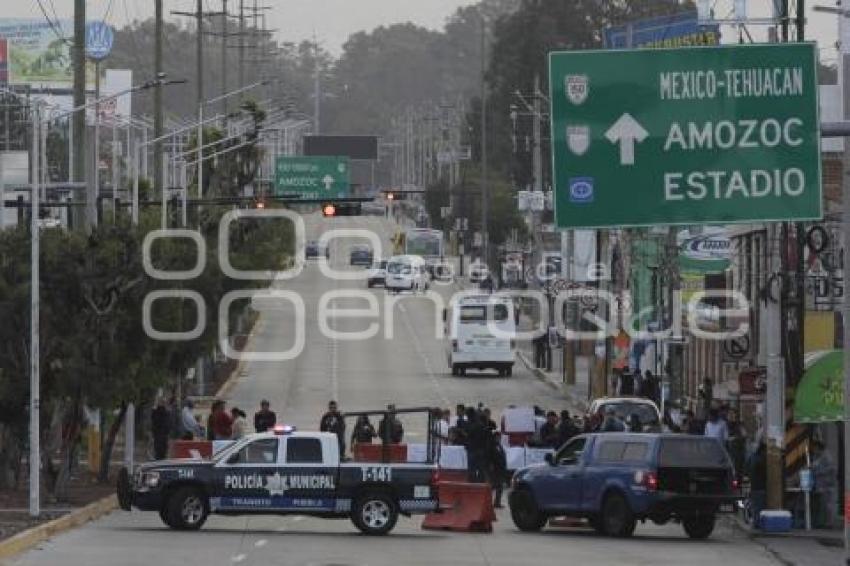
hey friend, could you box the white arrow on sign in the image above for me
[604,112,648,166]
[322,175,334,190]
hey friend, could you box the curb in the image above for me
[517,351,588,412]
[0,494,117,562]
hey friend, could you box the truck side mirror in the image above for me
[442,308,447,322]
[227,452,240,465]
[544,453,555,466]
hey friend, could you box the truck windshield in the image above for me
[459,304,509,323]
[387,262,411,275]
[659,438,728,468]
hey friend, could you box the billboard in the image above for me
[304,135,378,160]
[604,11,720,49]
[0,18,101,88]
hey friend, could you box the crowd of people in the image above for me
[149,397,279,460]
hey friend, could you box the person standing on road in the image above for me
[558,410,578,446]
[489,431,508,508]
[539,411,560,448]
[254,400,277,433]
[209,400,233,440]
[180,399,203,440]
[600,406,626,432]
[465,409,489,482]
[320,400,346,455]
[230,408,248,439]
[811,440,838,528]
[704,408,728,443]
[151,398,170,460]
[618,371,634,396]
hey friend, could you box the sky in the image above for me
[5,1,845,61]
[14,0,480,54]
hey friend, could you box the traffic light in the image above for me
[321,202,361,217]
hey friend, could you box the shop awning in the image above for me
[793,350,843,423]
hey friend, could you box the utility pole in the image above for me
[480,15,489,264]
[154,0,164,197]
[196,0,204,109]
[239,0,245,92]
[72,0,88,228]
[221,0,229,115]
[313,36,321,134]
[29,101,40,518]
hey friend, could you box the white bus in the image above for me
[445,294,516,378]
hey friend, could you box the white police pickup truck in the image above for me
[117,428,440,535]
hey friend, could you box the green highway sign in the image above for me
[549,43,822,228]
[274,156,351,200]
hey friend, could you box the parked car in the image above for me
[509,433,740,539]
[367,260,388,288]
[350,245,374,266]
[586,397,662,432]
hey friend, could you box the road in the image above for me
[7,214,782,566]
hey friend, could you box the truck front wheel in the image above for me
[352,492,399,535]
[165,487,208,531]
[509,489,546,532]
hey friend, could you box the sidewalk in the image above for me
[517,347,589,413]
[727,515,844,566]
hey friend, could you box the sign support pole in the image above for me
[841,39,850,566]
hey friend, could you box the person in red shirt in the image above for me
[208,400,233,440]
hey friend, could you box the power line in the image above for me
[35,0,72,46]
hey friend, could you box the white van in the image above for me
[445,294,516,377]
[385,255,430,293]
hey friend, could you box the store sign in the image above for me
[604,11,720,49]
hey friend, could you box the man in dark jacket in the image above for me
[489,432,508,508]
[320,400,346,455]
[557,410,578,446]
[465,409,490,482]
[378,406,404,444]
[254,399,277,433]
[150,398,170,460]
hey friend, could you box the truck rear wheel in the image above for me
[352,492,398,535]
[601,492,636,537]
[165,486,208,531]
[683,513,716,540]
[509,489,547,532]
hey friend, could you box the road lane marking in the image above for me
[399,299,450,406]
[255,539,268,548]
[231,554,246,563]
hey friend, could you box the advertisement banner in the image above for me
[0,18,97,87]
[604,11,720,49]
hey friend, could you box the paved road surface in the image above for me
[7,214,783,566]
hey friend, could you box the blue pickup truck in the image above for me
[509,433,739,539]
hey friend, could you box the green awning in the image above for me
[794,350,843,423]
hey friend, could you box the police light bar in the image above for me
[273,424,296,435]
